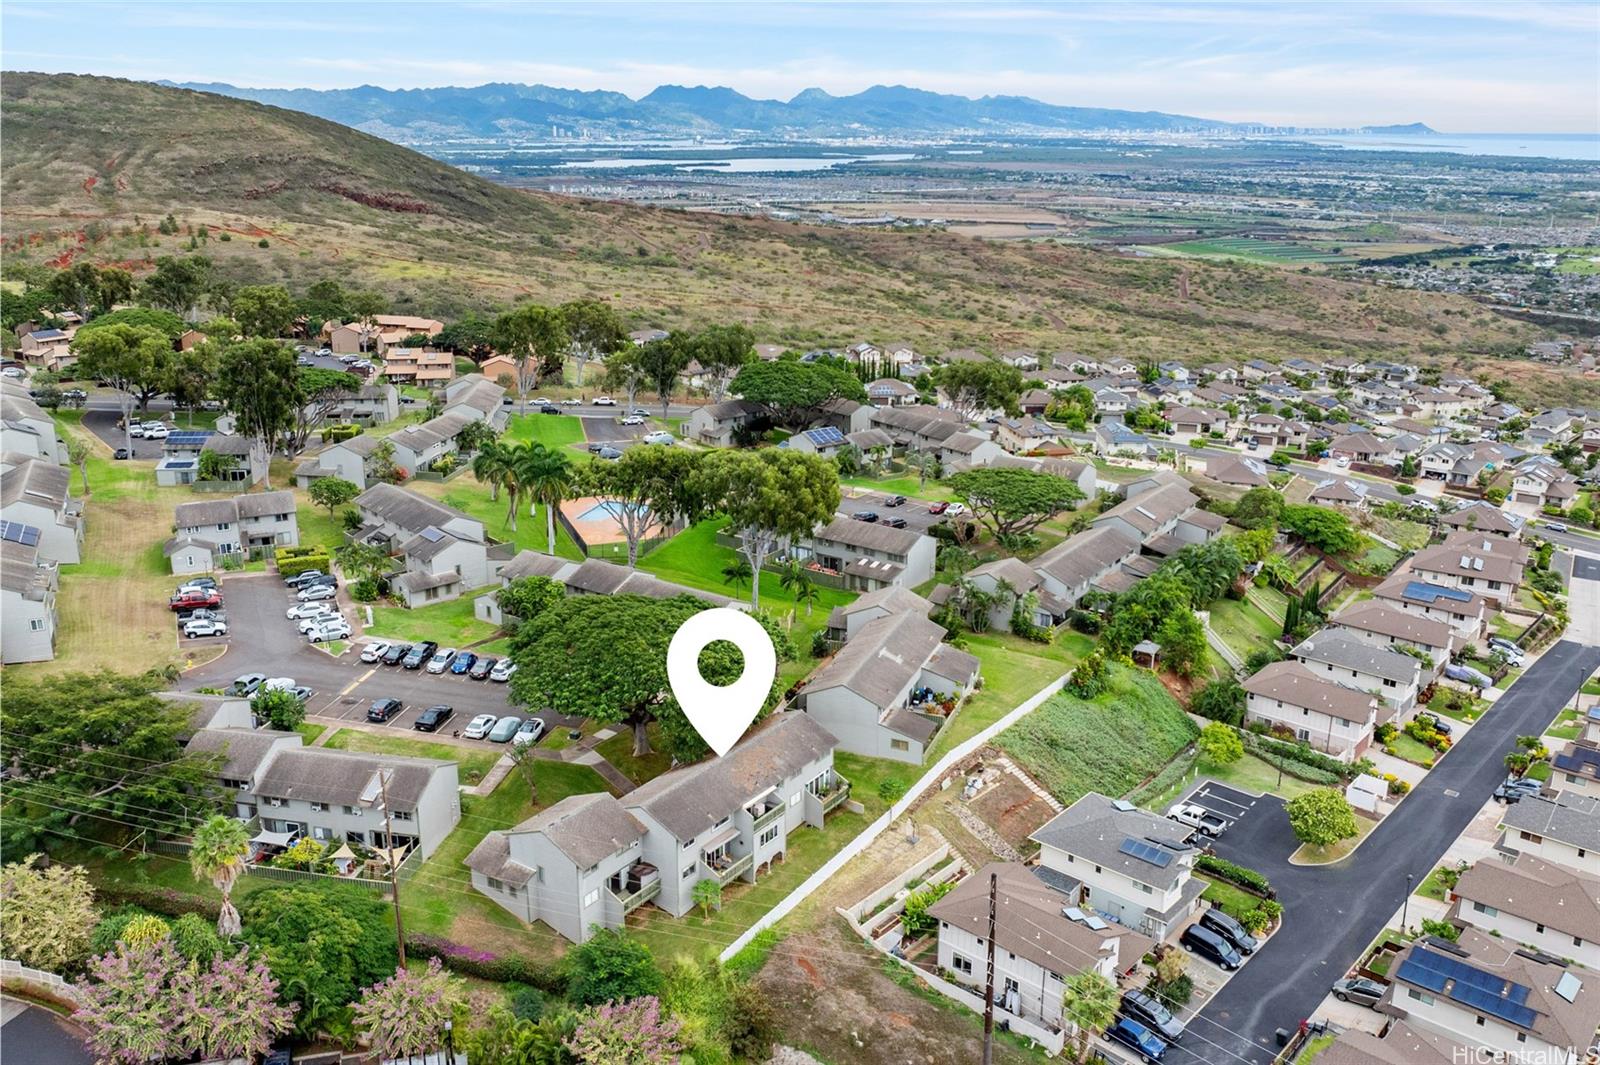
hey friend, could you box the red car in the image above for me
[928,501,950,515]
[169,592,221,611]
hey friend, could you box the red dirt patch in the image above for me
[82,176,98,195]
[794,955,823,989]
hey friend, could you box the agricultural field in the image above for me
[1137,237,1347,264]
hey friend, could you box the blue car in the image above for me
[1107,1017,1168,1063]
[449,651,477,676]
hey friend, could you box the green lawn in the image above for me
[322,728,500,786]
[1546,709,1583,741]
[1428,691,1485,723]
[841,472,957,503]
[595,723,674,786]
[296,722,327,745]
[1383,733,1437,768]
[411,476,587,561]
[503,412,586,452]
[295,497,348,551]
[1525,761,1552,782]
[1494,667,1524,691]
[1417,864,1459,902]
[924,629,1092,763]
[366,595,499,646]
[1207,597,1281,662]
[1199,876,1263,921]
[994,666,1199,806]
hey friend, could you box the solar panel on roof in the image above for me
[1399,948,1540,1028]
[1117,837,1173,868]
[419,527,445,542]
[164,460,196,470]
[167,431,213,446]
[804,426,845,446]
[1395,955,1450,993]
[0,521,41,547]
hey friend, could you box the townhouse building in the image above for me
[475,551,734,626]
[0,542,57,664]
[18,327,76,370]
[0,453,82,564]
[294,434,387,490]
[822,584,932,642]
[1372,576,1489,642]
[1310,477,1371,509]
[686,399,765,446]
[1550,710,1600,799]
[799,610,978,763]
[930,862,1153,1037]
[2,383,66,464]
[994,416,1058,454]
[379,347,455,386]
[1203,454,1269,488]
[1290,630,1422,720]
[352,483,504,603]
[1328,602,1454,671]
[1030,793,1206,942]
[166,491,298,571]
[328,315,444,356]
[935,429,1006,470]
[1091,477,1222,551]
[988,453,1098,499]
[1380,930,1594,1065]
[865,378,919,407]
[1499,793,1600,878]
[1454,853,1600,972]
[187,727,460,858]
[870,405,966,452]
[1409,532,1528,609]
[1241,660,1381,761]
[796,515,937,591]
[1029,524,1141,617]
[1439,500,1524,539]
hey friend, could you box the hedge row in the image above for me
[1243,731,1353,781]
[96,882,221,921]
[276,548,331,578]
[1195,855,1274,899]
[407,933,566,994]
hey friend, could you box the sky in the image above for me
[4,1,1597,132]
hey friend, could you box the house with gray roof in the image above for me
[441,374,508,431]
[1,382,65,464]
[1307,1024,1466,1065]
[187,727,460,859]
[1453,852,1600,971]
[1,544,57,664]
[1242,660,1381,761]
[1372,574,1488,641]
[1499,792,1600,877]
[1328,602,1455,671]
[473,551,735,626]
[823,584,932,642]
[168,490,298,571]
[294,433,385,489]
[686,399,765,447]
[1090,479,1215,548]
[799,611,978,763]
[1310,477,1371,509]
[869,405,965,451]
[935,429,1005,470]
[1438,500,1523,539]
[797,514,937,591]
[1029,524,1141,617]
[1030,792,1206,941]
[1203,453,1269,488]
[1290,630,1423,720]
[352,484,506,607]
[0,453,82,564]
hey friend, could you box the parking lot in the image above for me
[580,411,655,447]
[186,574,564,743]
[838,488,953,532]
[83,408,169,458]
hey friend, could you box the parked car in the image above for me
[540,403,561,414]
[360,641,392,664]
[463,714,499,739]
[182,618,228,639]
[851,511,880,523]
[413,705,455,733]
[1331,976,1385,1008]
[262,677,297,693]
[1199,907,1258,955]
[367,698,404,723]
[126,422,146,438]
[170,592,221,611]
[284,570,325,586]
[302,573,338,588]
[642,430,674,445]
[227,673,267,696]
[592,396,616,406]
[1180,923,1242,970]
[620,414,645,426]
[882,516,908,529]
[1335,455,1350,467]
[1167,802,1227,838]
[884,495,907,507]
[1106,1017,1169,1063]
[181,576,218,591]
[425,647,458,674]
[928,501,949,515]
[113,447,130,460]
[175,582,216,598]
[143,424,170,440]
[1414,712,1452,736]
[490,660,518,683]
[945,503,966,517]
[561,397,582,406]
[289,686,314,704]
[1487,636,1524,656]
[596,446,623,460]
[287,602,337,621]
[1494,776,1543,803]
[381,642,412,666]
[488,716,524,742]
[306,618,352,642]
[1545,522,1569,533]
[177,607,225,623]
[1444,662,1492,688]
[513,718,545,746]
[469,656,497,680]
[402,641,438,669]
[450,651,478,676]
[1119,988,1184,1044]
[298,584,337,602]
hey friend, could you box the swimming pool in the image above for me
[577,500,646,523]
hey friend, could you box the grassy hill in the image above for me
[3,72,1541,371]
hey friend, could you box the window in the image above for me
[1407,988,1435,1005]
[266,797,285,807]
[392,809,414,822]
[487,877,504,891]
[1472,902,1499,917]
[1519,831,1542,844]
[310,802,327,812]
[1516,1034,1526,1044]
[760,825,780,846]
[313,827,333,841]
[29,619,43,631]
[682,866,696,880]
[583,889,599,908]
[951,955,973,976]
[1475,1016,1485,1027]
[890,739,910,752]
[344,805,360,817]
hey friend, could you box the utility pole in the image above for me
[982,871,998,1065]
[378,769,407,968]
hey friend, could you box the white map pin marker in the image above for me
[667,608,776,757]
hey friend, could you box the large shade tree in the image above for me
[231,284,297,338]
[71,323,173,454]
[288,367,362,452]
[508,594,789,759]
[216,338,302,485]
[937,359,1024,421]
[578,445,703,568]
[189,813,252,937]
[45,261,136,320]
[947,467,1083,541]
[728,359,867,431]
[559,298,629,386]
[696,448,840,609]
[688,323,755,402]
[493,303,570,410]
[636,334,691,418]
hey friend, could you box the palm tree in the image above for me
[1062,969,1120,1062]
[723,558,754,597]
[471,439,510,502]
[189,814,251,937]
[779,559,818,616]
[522,444,574,555]
[498,441,540,535]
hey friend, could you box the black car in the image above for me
[380,642,412,666]
[1415,712,1452,736]
[413,705,455,732]
[587,441,607,453]
[1120,988,1185,1043]
[366,698,404,723]
[540,404,561,414]
[1180,923,1241,970]
[1199,908,1258,955]
[851,511,880,523]
[402,641,438,670]
[884,495,907,507]
[113,447,131,460]
[183,576,218,591]
[882,516,908,529]
[469,656,497,681]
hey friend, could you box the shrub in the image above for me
[901,880,956,938]
[275,549,330,578]
[351,577,379,602]
[1375,722,1399,745]
[1194,855,1273,898]
[1149,973,1193,1010]
[507,983,546,1022]
[95,883,220,922]
[1421,918,1460,942]
[877,778,908,804]
[406,933,566,993]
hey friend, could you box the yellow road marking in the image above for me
[341,667,376,695]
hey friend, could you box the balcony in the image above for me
[819,777,852,814]
[701,849,754,886]
[609,876,661,914]
[749,799,785,833]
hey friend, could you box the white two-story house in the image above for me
[1290,630,1423,721]
[1498,793,1600,878]
[1241,660,1381,761]
[1454,853,1600,972]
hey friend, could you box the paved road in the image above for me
[1,996,92,1065]
[1174,636,1600,1064]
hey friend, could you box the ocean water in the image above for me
[1285,133,1598,162]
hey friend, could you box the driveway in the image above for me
[1,997,92,1065]
[581,414,652,447]
[838,490,950,533]
[81,408,167,458]
[1567,554,1600,645]
[1171,637,1600,1064]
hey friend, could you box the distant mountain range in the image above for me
[161,80,1268,140]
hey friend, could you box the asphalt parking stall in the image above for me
[83,408,166,458]
[1180,780,1260,827]
[1573,554,1600,581]
[580,411,654,447]
[839,490,951,533]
